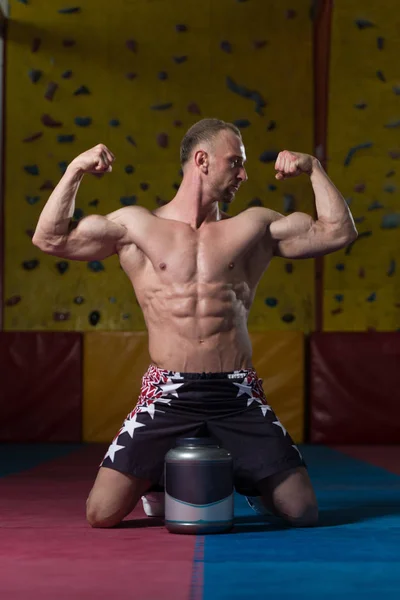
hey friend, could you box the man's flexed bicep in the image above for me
[35,213,129,261]
[269,211,351,259]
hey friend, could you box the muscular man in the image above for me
[32,119,357,529]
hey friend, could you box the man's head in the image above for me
[180,118,248,202]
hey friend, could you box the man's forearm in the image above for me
[310,159,357,238]
[32,165,84,244]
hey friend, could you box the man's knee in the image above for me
[86,497,122,529]
[285,502,319,528]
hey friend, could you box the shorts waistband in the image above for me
[146,364,256,380]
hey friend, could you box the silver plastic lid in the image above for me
[176,437,219,447]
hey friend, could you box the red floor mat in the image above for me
[0,445,196,600]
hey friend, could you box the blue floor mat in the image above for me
[202,445,400,599]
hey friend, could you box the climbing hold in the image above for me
[331,308,343,316]
[266,121,276,131]
[376,70,386,82]
[283,194,295,212]
[386,170,396,177]
[389,150,400,159]
[385,120,400,129]
[392,85,400,96]
[28,69,42,83]
[173,56,188,64]
[74,296,84,305]
[253,40,267,50]
[23,132,43,143]
[22,259,39,271]
[188,102,201,115]
[268,184,277,191]
[233,119,251,128]
[108,297,117,304]
[126,72,137,80]
[53,312,71,322]
[248,198,263,207]
[61,70,73,79]
[334,294,344,302]
[126,135,136,146]
[381,213,400,229]
[354,183,366,193]
[24,165,39,176]
[355,19,375,29]
[358,268,365,279]
[120,196,137,206]
[74,117,92,126]
[384,184,396,193]
[286,9,297,19]
[125,165,134,174]
[172,182,180,191]
[56,261,69,275]
[140,183,149,191]
[387,260,396,277]
[344,142,373,166]
[335,263,345,271]
[57,135,75,143]
[42,114,63,127]
[89,310,101,326]
[59,161,68,174]
[58,7,81,14]
[158,71,168,80]
[5,295,22,307]
[175,24,188,32]
[265,297,278,307]
[73,208,84,220]
[354,102,367,110]
[284,263,293,274]
[377,37,385,50]
[109,119,120,127]
[89,199,99,207]
[368,200,383,210]
[25,196,41,205]
[151,103,173,111]
[40,181,55,190]
[226,76,266,115]
[173,120,183,127]
[220,41,232,53]
[73,85,90,95]
[366,292,376,302]
[281,313,295,323]
[62,39,75,47]
[126,39,138,52]
[88,261,104,273]
[259,150,278,163]
[157,133,169,148]
[31,38,41,53]
[45,82,58,101]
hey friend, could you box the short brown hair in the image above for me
[180,118,241,167]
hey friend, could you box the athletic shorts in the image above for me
[100,364,305,496]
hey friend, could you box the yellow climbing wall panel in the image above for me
[4,0,314,332]
[325,1,400,331]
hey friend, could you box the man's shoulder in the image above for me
[238,206,284,224]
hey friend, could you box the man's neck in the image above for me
[161,178,222,230]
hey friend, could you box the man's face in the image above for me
[208,130,248,202]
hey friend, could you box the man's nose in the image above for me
[238,167,248,183]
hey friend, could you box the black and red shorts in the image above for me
[101,365,305,495]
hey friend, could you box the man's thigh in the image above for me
[86,466,152,527]
[257,466,318,526]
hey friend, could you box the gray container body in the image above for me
[164,439,234,534]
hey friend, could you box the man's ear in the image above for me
[194,150,209,173]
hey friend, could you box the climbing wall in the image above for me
[4,0,314,332]
[324,1,400,331]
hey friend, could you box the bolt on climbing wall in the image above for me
[4,0,314,331]
[324,1,400,331]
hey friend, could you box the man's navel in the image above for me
[159,262,167,270]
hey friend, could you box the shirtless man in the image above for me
[32,119,357,529]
